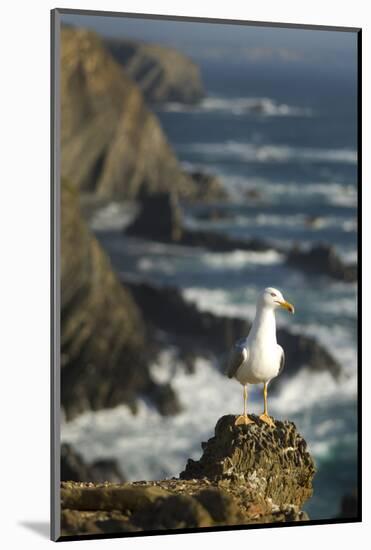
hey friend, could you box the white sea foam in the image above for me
[90,202,138,231]
[216,174,357,207]
[137,247,283,278]
[160,96,312,117]
[183,287,258,319]
[201,249,284,268]
[290,323,357,374]
[180,141,357,166]
[61,352,357,482]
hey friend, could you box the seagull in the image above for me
[227,287,294,428]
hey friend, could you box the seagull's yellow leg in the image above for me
[235,385,255,426]
[259,382,275,427]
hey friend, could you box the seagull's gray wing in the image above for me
[277,345,285,375]
[227,339,249,379]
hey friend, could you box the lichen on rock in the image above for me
[180,415,315,510]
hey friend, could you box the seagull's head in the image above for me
[259,287,295,314]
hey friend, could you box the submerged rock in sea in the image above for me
[338,489,358,519]
[188,171,229,202]
[287,244,357,283]
[60,415,314,537]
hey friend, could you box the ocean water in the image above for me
[63,58,358,520]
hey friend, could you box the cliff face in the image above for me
[60,415,315,537]
[61,180,180,420]
[105,38,204,104]
[61,27,195,199]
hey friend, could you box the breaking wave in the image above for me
[179,141,357,165]
[61,352,356,484]
[160,96,313,117]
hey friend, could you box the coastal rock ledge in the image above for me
[61,415,315,537]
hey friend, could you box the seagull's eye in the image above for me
[270,292,276,297]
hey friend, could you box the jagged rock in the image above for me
[105,37,204,104]
[60,415,314,536]
[61,180,180,420]
[61,27,196,200]
[180,415,315,509]
[61,443,125,483]
[287,244,357,283]
[125,280,341,381]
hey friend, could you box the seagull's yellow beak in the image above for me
[276,300,295,314]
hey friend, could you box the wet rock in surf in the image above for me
[338,489,358,519]
[125,191,273,252]
[188,171,229,202]
[287,244,357,283]
[60,415,314,536]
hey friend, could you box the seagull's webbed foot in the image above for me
[259,413,275,428]
[235,414,255,426]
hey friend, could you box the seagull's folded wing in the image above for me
[277,344,285,375]
[226,340,249,379]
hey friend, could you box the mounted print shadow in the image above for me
[51,8,361,542]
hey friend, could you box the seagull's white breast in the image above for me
[236,340,281,385]
[235,305,282,385]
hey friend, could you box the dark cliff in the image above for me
[61,180,180,420]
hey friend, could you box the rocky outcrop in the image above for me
[105,37,204,104]
[60,415,314,537]
[61,443,126,484]
[180,415,315,508]
[126,280,341,382]
[125,192,270,252]
[287,244,357,283]
[61,180,180,420]
[61,27,196,200]
[126,196,356,282]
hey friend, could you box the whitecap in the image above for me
[61,353,357,482]
[160,96,313,118]
[179,141,357,166]
[90,202,138,231]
